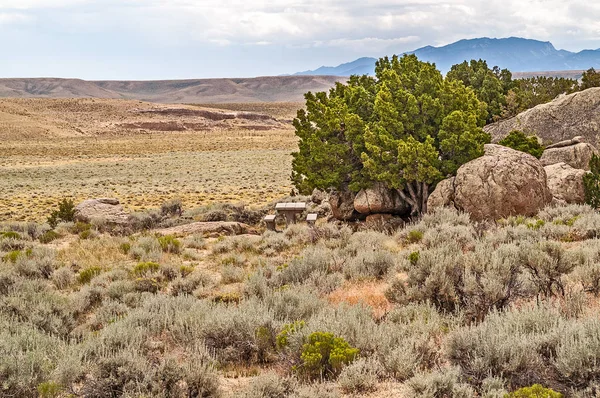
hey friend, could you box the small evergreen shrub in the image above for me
[39,230,60,244]
[132,262,160,276]
[506,384,563,398]
[158,235,181,254]
[296,332,359,380]
[1,231,22,240]
[498,130,544,158]
[78,266,102,284]
[406,229,424,244]
[47,199,76,229]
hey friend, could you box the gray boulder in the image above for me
[329,189,361,221]
[485,87,600,146]
[354,183,410,215]
[427,177,455,210]
[74,198,130,225]
[540,142,598,171]
[451,144,552,221]
[544,162,587,204]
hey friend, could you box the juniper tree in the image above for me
[292,54,490,216]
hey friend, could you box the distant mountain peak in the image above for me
[295,37,598,76]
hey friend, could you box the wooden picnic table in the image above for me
[275,202,306,225]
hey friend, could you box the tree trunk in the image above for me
[397,182,432,216]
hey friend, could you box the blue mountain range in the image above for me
[295,37,600,76]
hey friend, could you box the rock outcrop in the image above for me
[354,183,410,215]
[540,142,597,171]
[329,189,362,221]
[430,145,553,221]
[544,162,587,204]
[74,198,130,225]
[427,177,455,210]
[484,87,600,146]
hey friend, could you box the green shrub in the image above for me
[406,229,424,244]
[1,231,22,240]
[39,230,60,244]
[119,242,131,254]
[584,153,600,208]
[47,199,76,229]
[37,381,62,398]
[498,130,544,158]
[78,229,94,240]
[296,332,359,380]
[157,235,181,254]
[78,266,102,284]
[3,250,23,263]
[132,261,160,276]
[506,385,563,398]
[71,222,91,234]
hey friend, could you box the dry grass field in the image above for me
[0,98,301,221]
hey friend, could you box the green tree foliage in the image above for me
[47,198,76,228]
[505,384,563,398]
[292,54,490,216]
[498,130,544,158]
[581,67,600,90]
[296,332,359,380]
[504,76,579,118]
[584,154,600,208]
[447,59,511,123]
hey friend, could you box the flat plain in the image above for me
[0,98,301,221]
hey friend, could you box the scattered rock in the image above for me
[427,177,456,210]
[329,189,362,221]
[485,87,600,146]
[544,162,587,204]
[452,144,553,221]
[354,183,410,215]
[74,198,130,225]
[154,221,254,237]
[540,142,598,171]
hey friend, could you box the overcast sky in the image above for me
[1,0,600,79]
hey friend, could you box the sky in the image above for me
[1,0,600,80]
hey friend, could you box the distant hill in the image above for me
[296,37,600,76]
[0,76,347,103]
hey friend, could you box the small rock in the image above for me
[354,183,410,215]
[74,198,130,225]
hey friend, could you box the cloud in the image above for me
[2,0,600,78]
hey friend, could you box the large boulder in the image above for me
[540,142,598,171]
[485,87,600,147]
[74,198,130,225]
[329,189,362,221]
[451,144,553,221]
[427,177,455,210]
[354,183,410,215]
[544,162,587,204]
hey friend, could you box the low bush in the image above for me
[295,332,359,380]
[405,367,474,398]
[78,266,103,284]
[47,199,76,229]
[506,385,563,398]
[132,261,160,276]
[157,234,181,254]
[338,357,381,394]
[242,372,296,398]
[39,230,60,244]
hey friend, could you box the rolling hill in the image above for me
[296,37,600,76]
[0,75,347,104]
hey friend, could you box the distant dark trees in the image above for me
[447,60,600,123]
